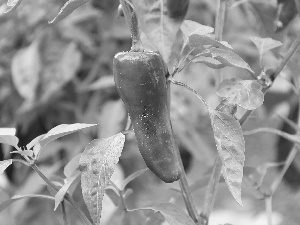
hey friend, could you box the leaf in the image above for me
[79,133,125,225]
[0,135,19,148]
[64,153,81,178]
[40,42,82,101]
[0,159,13,175]
[39,123,97,150]
[26,134,45,150]
[208,108,245,205]
[217,78,264,110]
[0,128,16,136]
[0,194,54,213]
[188,34,232,50]
[181,20,214,37]
[250,36,282,61]
[203,47,254,73]
[131,0,184,65]
[141,203,196,225]
[192,56,226,69]
[11,40,41,101]
[54,172,80,210]
[49,0,89,24]
[121,168,148,190]
[1,0,23,14]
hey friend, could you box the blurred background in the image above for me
[0,0,300,224]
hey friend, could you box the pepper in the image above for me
[113,50,181,183]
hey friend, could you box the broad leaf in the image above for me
[0,194,54,213]
[0,135,19,148]
[54,172,80,210]
[250,36,282,62]
[39,123,97,150]
[217,78,264,110]
[131,0,185,65]
[188,34,232,50]
[49,0,89,24]
[11,40,41,101]
[0,128,16,135]
[203,47,254,73]
[79,133,125,225]
[208,108,245,205]
[141,203,196,225]
[121,168,148,190]
[0,159,13,175]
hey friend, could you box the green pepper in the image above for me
[113,50,181,183]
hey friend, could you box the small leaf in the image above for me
[26,134,45,150]
[141,203,196,225]
[64,153,81,178]
[79,133,125,225]
[192,56,226,69]
[11,40,41,101]
[40,123,97,149]
[0,159,13,175]
[121,168,148,190]
[208,108,245,205]
[49,0,89,24]
[250,36,282,62]
[181,20,214,37]
[0,135,19,148]
[54,172,80,210]
[204,47,254,73]
[217,78,264,110]
[0,194,54,213]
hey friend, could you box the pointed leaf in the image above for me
[181,20,214,37]
[54,172,80,210]
[121,168,148,190]
[64,153,81,178]
[204,47,254,73]
[217,78,264,110]
[141,203,196,225]
[11,40,41,101]
[192,56,226,69]
[0,135,19,148]
[0,194,54,213]
[188,34,232,50]
[49,0,89,24]
[40,123,97,149]
[0,159,13,175]
[208,108,245,205]
[250,36,282,58]
[132,0,185,64]
[79,133,125,225]
[26,134,45,150]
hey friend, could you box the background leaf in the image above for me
[250,36,282,61]
[11,40,41,102]
[131,0,185,66]
[217,78,264,110]
[208,108,245,205]
[0,135,19,148]
[141,203,196,225]
[49,0,89,24]
[79,133,125,225]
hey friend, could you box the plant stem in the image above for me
[61,201,69,225]
[214,0,227,85]
[30,164,92,225]
[265,196,273,225]
[200,156,222,225]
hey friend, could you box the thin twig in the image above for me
[30,164,92,225]
[61,201,69,225]
[200,157,222,225]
